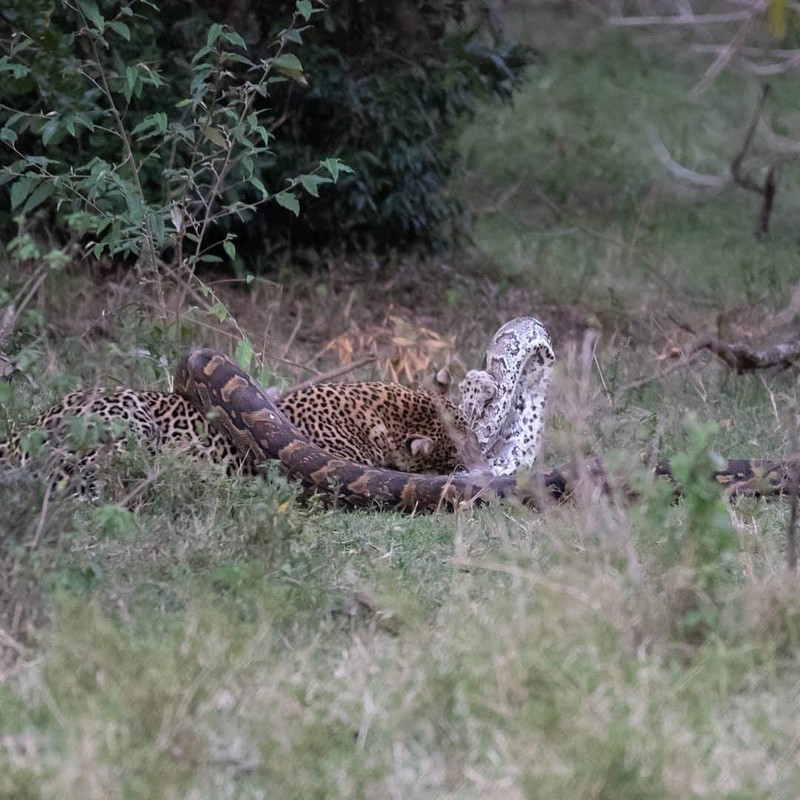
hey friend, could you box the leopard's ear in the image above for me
[406,435,433,458]
[433,368,451,396]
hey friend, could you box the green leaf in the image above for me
[282,29,303,45]
[223,239,236,261]
[0,53,28,78]
[131,112,169,138]
[234,338,254,371]
[222,52,254,67]
[9,35,34,56]
[108,21,130,40]
[275,191,300,216]
[42,118,59,146]
[74,113,95,132]
[10,178,35,211]
[25,155,54,168]
[273,53,303,72]
[209,302,229,323]
[0,128,17,145]
[206,23,224,48]
[78,0,105,32]
[320,157,339,181]
[296,0,313,21]
[300,175,319,197]
[249,176,269,200]
[272,53,308,84]
[320,158,354,182]
[22,181,55,215]
[125,65,138,103]
[204,127,227,148]
[222,30,247,50]
[300,174,332,197]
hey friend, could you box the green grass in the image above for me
[2,459,800,798]
[459,31,800,307]
[5,13,800,799]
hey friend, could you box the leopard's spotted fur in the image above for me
[0,388,253,499]
[279,382,484,473]
[0,380,483,499]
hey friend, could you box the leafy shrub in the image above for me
[0,0,532,266]
[251,3,534,252]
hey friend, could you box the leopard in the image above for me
[0,388,254,500]
[279,382,485,473]
[0,379,485,500]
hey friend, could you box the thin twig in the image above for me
[789,462,799,572]
[452,557,603,611]
[29,484,52,551]
[280,305,304,361]
[279,355,379,397]
[731,84,771,192]
[614,355,698,399]
[609,12,751,26]
[646,125,729,189]
[116,467,161,509]
[691,1,766,98]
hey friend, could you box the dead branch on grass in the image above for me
[690,0,767,98]
[730,84,776,233]
[692,336,800,372]
[788,409,799,572]
[608,10,752,27]
[647,126,728,191]
[648,83,779,232]
[278,355,379,397]
[614,355,699,399]
[789,466,799,571]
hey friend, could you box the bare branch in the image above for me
[609,11,752,26]
[731,84,770,193]
[789,465,799,571]
[646,125,729,189]
[648,84,779,232]
[693,336,800,372]
[690,45,800,59]
[278,355,379,398]
[759,119,800,155]
[691,0,767,98]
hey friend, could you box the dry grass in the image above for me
[5,12,800,796]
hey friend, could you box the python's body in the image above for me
[0,378,486,503]
[0,316,794,509]
[459,317,554,475]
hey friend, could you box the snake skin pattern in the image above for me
[459,317,555,475]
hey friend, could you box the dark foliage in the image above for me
[0,0,533,263]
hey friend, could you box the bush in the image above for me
[244,1,534,252]
[0,0,532,267]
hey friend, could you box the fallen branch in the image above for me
[278,355,378,398]
[784,403,800,571]
[646,126,729,190]
[653,457,796,498]
[692,336,800,372]
[690,0,766,98]
[609,11,751,26]
[524,456,795,509]
[731,84,776,233]
[648,84,779,232]
[613,354,698,398]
